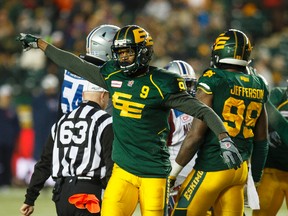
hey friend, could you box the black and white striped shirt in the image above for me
[24,100,113,206]
[51,100,113,180]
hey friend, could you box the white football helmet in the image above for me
[165,60,197,96]
[83,24,120,65]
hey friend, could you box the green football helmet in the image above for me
[211,29,252,68]
[111,25,154,75]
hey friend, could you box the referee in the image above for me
[20,80,114,216]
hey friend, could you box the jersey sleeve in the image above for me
[164,92,227,135]
[266,99,288,145]
[45,44,107,89]
[24,134,54,205]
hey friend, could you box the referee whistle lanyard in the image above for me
[68,194,100,213]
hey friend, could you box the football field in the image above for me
[1,186,286,216]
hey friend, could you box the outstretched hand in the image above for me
[220,137,243,169]
[16,33,39,51]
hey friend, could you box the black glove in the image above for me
[269,131,282,148]
[220,137,243,169]
[167,176,176,191]
[16,33,39,51]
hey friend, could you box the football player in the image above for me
[247,65,288,145]
[60,24,119,116]
[169,29,269,215]
[17,25,242,215]
[253,82,288,215]
[266,95,288,145]
[164,60,197,214]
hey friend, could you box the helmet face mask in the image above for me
[113,46,137,68]
[185,78,197,96]
[211,29,252,68]
[164,60,197,96]
[111,25,154,75]
[85,24,120,65]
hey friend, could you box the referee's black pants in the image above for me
[52,177,103,216]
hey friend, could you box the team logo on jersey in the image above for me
[127,80,134,87]
[111,80,122,88]
[203,70,215,78]
[112,92,145,119]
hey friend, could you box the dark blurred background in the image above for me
[1,0,288,95]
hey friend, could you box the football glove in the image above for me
[16,33,39,51]
[269,131,282,148]
[167,176,176,191]
[220,137,243,169]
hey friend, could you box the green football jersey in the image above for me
[101,61,186,177]
[45,44,229,177]
[194,68,268,171]
[266,87,288,171]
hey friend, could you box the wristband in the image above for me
[170,161,183,177]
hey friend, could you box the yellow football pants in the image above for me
[172,161,248,216]
[253,168,288,216]
[101,163,167,216]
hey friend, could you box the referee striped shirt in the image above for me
[51,100,113,181]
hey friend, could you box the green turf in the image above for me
[0,186,286,215]
[0,187,55,216]
[0,186,141,216]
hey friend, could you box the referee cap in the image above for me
[83,80,108,92]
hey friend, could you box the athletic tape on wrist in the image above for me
[170,161,183,177]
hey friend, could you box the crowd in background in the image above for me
[0,0,287,188]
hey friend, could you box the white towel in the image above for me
[247,163,260,209]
